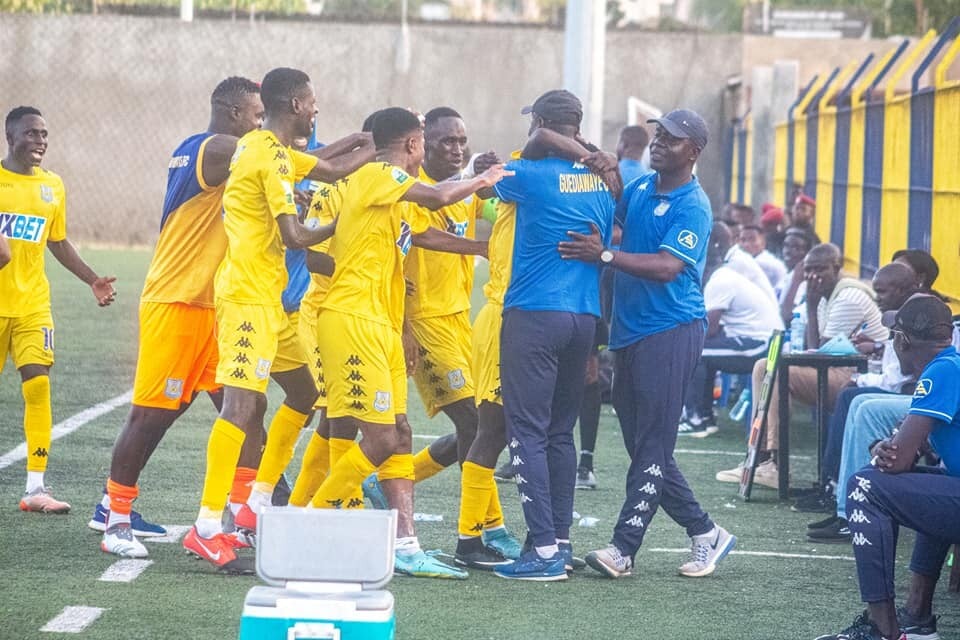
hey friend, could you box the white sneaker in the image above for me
[101,524,149,558]
[715,462,745,483]
[679,526,736,577]
[715,459,780,489]
[585,544,633,579]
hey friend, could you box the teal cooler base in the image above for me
[239,586,395,640]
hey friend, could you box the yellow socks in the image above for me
[485,473,505,530]
[289,432,330,507]
[198,418,246,520]
[379,453,415,482]
[22,376,52,474]
[412,446,446,483]
[310,443,376,509]
[458,461,495,537]
[253,404,310,495]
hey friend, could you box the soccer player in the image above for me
[307,107,508,579]
[816,295,958,640]
[181,68,373,573]
[1,105,116,513]
[559,109,736,579]
[487,90,615,582]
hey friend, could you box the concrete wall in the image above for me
[1,15,745,243]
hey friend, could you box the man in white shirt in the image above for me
[681,224,783,436]
[738,224,786,288]
[715,223,777,304]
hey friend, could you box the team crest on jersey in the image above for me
[164,378,184,400]
[255,358,271,380]
[391,167,409,184]
[654,202,670,217]
[914,378,933,397]
[39,185,53,203]
[447,369,466,390]
[396,220,413,256]
[374,391,391,413]
[677,230,698,250]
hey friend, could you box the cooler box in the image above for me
[239,508,397,640]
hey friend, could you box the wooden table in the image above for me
[776,352,869,500]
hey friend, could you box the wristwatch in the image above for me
[600,249,615,264]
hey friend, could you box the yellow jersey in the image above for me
[299,182,338,320]
[215,129,318,306]
[404,167,482,319]
[319,161,430,332]
[0,163,67,317]
[141,133,227,308]
[483,199,517,306]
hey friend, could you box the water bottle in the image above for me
[730,388,752,421]
[790,312,806,353]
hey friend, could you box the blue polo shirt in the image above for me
[494,157,614,316]
[619,158,647,187]
[609,172,712,349]
[907,346,960,476]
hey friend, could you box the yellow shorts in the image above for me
[132,302,219,409]
[215,301,307,393]
[0,310,55,375]
[471,302,503,407]
[410,310,474,417]
[297,307,327,409]
[317,310,406,425]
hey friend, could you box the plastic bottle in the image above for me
[730,388,752,421]
[790,312,806,353]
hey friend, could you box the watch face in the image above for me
[601,250,614,263]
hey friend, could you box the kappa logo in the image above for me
[391,167,409,184]
[164,378,184,400]
[519,492,533,504]
[348,384,366,398]
[235,337,252,349]
[255,358,271,380]
[492,385,502,398]
[515,473,528,485]
[848,487,867,503]
[447,369,466,390]
[374,391,391,413]
[349,400,366,411]
[511,455,524,466]
[638,482,657,495]
[428,373,442,384]
[274,149,287,162]
[625,515,645,528]
[469,522,484,533]
[653,202,670,217]
[327,498,344,509]
[347,498,364,508]
[643,464,662,478]
[851,532,872,547]
[346,354,363,366]
[855,476,872,492]
[234,353,251,364]
[633,501,651,512]
[32,447,48,458]
[237,321,255,333]
[230,368,248,380]
[422,360,435,371]
[914,378,933,398]
[677,230,698,250]
[348,370,365,382]
[40,184,54,203]
[509,438,519,449]
[434,386,448,397]
[848,509,871,525]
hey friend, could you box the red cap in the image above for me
[795,194,816,207]
[760,207,785,224]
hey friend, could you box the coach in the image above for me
[492,90,614,581]
[559,109,735,579]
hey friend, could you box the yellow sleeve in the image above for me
[305,182,341,252]
[264,147,300,220]
[359,163,417,208]
[403,202,431,235]
[291,149,320,181]
[48,178,67,242]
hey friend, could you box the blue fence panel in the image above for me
[908,88,935,250]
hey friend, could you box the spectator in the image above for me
[795,262,918,522]
[815,295,959,640]
[892,248,946,301]
[776,227,812,326]
[615,125,649,186]
[680,223,784,436]
[737,224,787,287]
[760,204,786,257]
[716,243,888,488]
[726,203,756,236]
[791,193,821,246]
[712,222,778,304]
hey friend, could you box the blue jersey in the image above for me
[907,346,960,476]
[281,139,325,313]
[494,157,614,316]
[609,172,712,349]
[619,158,647,188]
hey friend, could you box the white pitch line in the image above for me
[40,606,106,634]
[99,559,154,583]
[0,390,132,470]
[649,547,854,561]
[674,448,812,460]
[412,434,440,440]
[144,525,191,544]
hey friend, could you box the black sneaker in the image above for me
[792,490,837,513]
[271,474,291,506]
[493,462,516,482]
[454,537,510,570]
[814,611,905,640]
[575,467,597,490]
[897,607,939,640]
[808,515,842,530]
[807,518,851,544]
